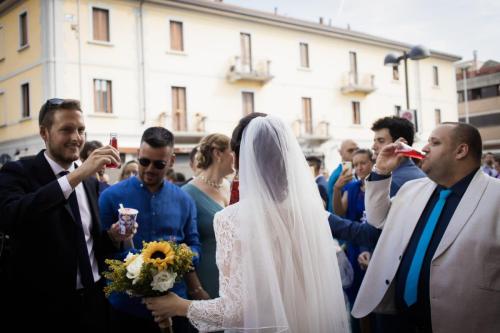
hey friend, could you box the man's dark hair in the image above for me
[80,140,103,161]
[39,99,82,128]
[443,122,482,162]
[306,156,322,172]
[371,116,415,146]
[231,112,267,161]
[494,154,500,164]
[189,146,198,164]
[141,127,174,148]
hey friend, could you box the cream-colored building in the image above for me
[0,0,460,173]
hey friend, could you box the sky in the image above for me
[224,0,500,62]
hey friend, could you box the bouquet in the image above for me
[104,240,196,331]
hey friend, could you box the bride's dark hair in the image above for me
[231,112,267,169]
[248,118,289,202]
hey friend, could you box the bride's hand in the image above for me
[144,292,191,320]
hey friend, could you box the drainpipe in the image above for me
[138,0,146,124]
[76,0,83,101]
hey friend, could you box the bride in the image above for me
[145,115,349,332]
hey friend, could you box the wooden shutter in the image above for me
[170,21,184,51]
[93,8,109,42]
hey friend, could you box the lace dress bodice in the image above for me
[187,204,242,332]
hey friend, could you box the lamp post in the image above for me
[384,45,430,110]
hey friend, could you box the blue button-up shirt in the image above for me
[99,176,200,318]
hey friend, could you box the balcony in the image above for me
[292,120,331,148]
[458,96,500,116]
[157,112,208,144]
[227,56,273,84]
[340,72,376,95]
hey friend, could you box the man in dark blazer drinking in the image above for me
[0,99,133,332]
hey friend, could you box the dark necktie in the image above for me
[59,171,94,288]
[404,188,452,306]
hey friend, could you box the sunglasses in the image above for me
[138,158,168,170]
[40,98,65,121]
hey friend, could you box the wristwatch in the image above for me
[372,164,391,176]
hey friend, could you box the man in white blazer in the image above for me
[352,123,500,333]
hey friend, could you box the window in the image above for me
[169,21,183,51]
[240,33,252,72]
[0,92,5,126]
[19,11,28,48]
[435,109,441,125]
[394,105,401,116]
[302,97,312,134]
[172,87,187,131]
[352,101,361,125]
[481,85,499,99]
[21,83,30,118]
[92,7,110,42]
[433,66,439,86]
[93,79,112,113]
[0,26,5,60]
[392,65,399,81]
[300,43,309,68]
[242,92,254,115]
[458,91,464,103]
[349,51,358,84]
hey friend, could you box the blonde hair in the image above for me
[196,133,230,169]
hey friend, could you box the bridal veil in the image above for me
[224,115,349,332]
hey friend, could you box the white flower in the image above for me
[151,270,177,292]
[126,254,144,285]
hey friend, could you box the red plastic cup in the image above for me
[106,133,119,168]
[395,142,425,159]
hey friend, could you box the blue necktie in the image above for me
[404,188,452,307]
[59,171,94,288]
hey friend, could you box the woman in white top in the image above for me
[145,115,349,332]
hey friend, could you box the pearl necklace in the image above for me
[198,175,223,189]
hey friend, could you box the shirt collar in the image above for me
[44,151,75,177]
[131,174,166,192]
[437,168,479,197]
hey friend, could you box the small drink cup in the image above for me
[229,178,239,204]
[395,142,425,159]
[118,207,139,235]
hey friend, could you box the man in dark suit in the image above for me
[0,99,132,332]
[306,156,328,206]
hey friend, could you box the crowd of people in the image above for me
[0,98,499,333]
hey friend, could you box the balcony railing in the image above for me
[227,56,274,83]
[292,120,331,147]
[157,112,207,144]
[340,72,376,94]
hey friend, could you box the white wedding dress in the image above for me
[187,116,349,333]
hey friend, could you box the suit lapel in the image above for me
[433,170,488,260]
[398,180,437,249]
[33,151,77,223]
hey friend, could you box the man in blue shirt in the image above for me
[326,139,358,212]
[99,127,200,333]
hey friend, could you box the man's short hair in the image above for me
[231,112,267,160]
[443,122,482,162]
[353,148,373,161]
[306,156,322,171]
[80,140,103,161]
[39,99,82,128]
[189,146,198,164]
[371,116,415,146]
[141,127,174,148]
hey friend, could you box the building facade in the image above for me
[0,0,460,173]
[456,60,500,153]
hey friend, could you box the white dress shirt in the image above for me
[44,153,100,288]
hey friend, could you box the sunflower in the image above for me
[142,241,175,271]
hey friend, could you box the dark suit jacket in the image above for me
[0,150,114,328]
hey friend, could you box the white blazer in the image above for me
[352,170,500,333]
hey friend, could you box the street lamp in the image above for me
[384,45,430,110]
